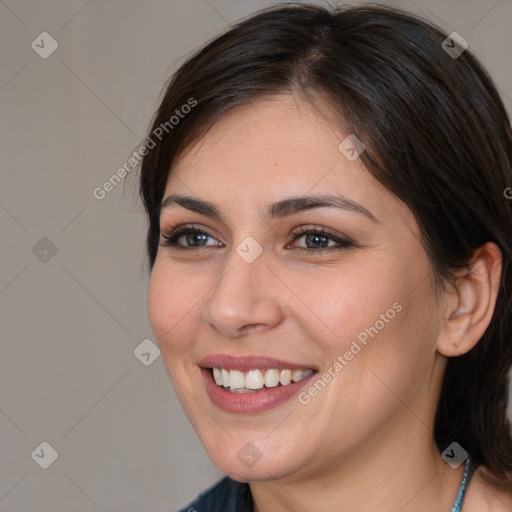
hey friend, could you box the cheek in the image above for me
[147,262,200,355]
[294,260,428,415]
[294,263,400,354]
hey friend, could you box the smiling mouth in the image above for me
[210,367,315,393]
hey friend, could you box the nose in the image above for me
[201,247,284,338]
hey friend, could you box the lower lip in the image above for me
[201,368,317,413]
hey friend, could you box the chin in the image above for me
[202,437,307,483]
[215,456,295,483]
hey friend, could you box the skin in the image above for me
[147,94,508,511]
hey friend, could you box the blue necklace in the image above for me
[451,456,475,512]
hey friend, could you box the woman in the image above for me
[139,2,512,510]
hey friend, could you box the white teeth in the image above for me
[264,369,280,387]
[292,369,303,382]
[245,370,264,389]
[211,367,313,392]
[230,387,258,393]
[213,367,222,385]
[229,369,245,389]
[279,369,292,385]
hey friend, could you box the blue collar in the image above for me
[451,456,475,512]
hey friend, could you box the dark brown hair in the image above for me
[139,2,512,490]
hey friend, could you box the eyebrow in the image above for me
[160,193,379,223]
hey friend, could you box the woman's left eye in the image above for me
[289,228,354,252]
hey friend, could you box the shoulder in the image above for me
[176,476,253,512]
[463,466,512,512]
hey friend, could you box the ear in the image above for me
[436,242,502,357]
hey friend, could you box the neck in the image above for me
[250,420,465,512]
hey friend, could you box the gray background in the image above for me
[1,0,511,510]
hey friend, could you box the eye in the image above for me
[159,225,222,249]
[288,226,354,252]
[159,224,354,253]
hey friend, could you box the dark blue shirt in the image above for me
[177,477,253,512]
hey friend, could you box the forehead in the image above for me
[164,95,393,222]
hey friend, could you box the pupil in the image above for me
[188,233,208,245]
[307,234,328,248]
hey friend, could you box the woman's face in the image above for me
[148,95,447,482]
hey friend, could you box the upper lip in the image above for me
[199,354,318,372]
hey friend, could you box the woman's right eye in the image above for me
[160,226,222,250]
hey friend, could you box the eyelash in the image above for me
[159,224,354,253]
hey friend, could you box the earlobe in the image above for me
[436,242,502,358]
